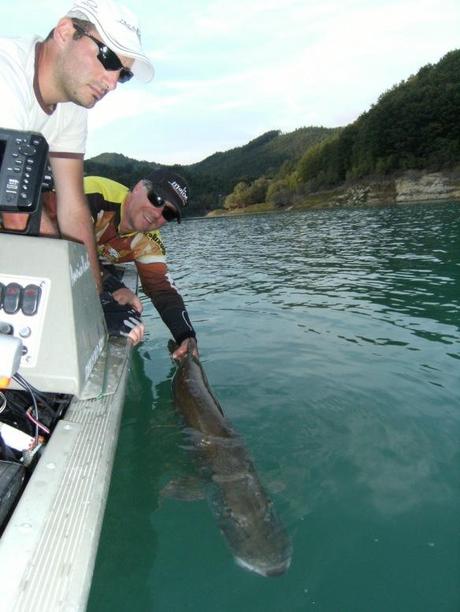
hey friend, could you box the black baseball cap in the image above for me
[146,169,189,223]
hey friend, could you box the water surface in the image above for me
[88,202,460,612]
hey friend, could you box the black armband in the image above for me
[160,307,196,345]
[101,267,126,293]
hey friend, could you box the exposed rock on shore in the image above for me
[394,171,460,203]
[206,169,460,218]
[330,169,460,208]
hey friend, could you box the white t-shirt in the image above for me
[0,36,87,156]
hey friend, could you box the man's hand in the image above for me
[172,337,199,360]
[124,320,145,346]
[112,287,143,313]
[100,292,145,346]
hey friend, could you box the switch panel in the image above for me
[0,273,51,368]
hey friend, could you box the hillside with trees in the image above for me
[85,49,460,215]
[84,127,337,215]
[223,49,460,211]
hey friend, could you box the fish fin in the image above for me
[160,476,205,502]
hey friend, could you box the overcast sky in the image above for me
[3,0,459,165]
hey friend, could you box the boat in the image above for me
[0,129,134,610]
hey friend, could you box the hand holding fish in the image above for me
[171,337,199,361]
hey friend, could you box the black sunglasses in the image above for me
[73,24,133,83]
[147,190,180,223]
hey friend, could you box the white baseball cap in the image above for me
[67,0,154,82]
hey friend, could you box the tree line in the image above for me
[85,129,336,215]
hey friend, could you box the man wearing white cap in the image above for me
[0,3,151,265]
[0,0,153,342]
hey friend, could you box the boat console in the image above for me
[0,129,133,611]
[0,234,106,395]
[0,129,107,395]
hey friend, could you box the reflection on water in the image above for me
[89,202,460,612]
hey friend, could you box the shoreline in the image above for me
[205,169,460,218]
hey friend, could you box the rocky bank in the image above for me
[206,169,460,218]
[318,169,460,208]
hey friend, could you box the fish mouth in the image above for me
[235,554,292,577]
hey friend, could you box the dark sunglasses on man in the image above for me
[147,190,180,223]
[73,23,133,83]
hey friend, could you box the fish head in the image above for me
[230,508,293,577]
[235,551,292,577]
[210,483,293,577]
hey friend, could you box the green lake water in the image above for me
[87,201,460,612]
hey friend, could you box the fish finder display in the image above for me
[0,129,48,213]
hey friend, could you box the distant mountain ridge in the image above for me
[85,127,337,213]
[188,127,337,179]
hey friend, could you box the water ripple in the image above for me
[163,202,460,334]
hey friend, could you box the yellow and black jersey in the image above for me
[84,176,196,345]
[84,176,167,265]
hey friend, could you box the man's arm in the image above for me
[51,156,102,292]
[136,261,197,357]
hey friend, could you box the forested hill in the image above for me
[296,49,460,189]
[222,48,460,211]
[188,127,336,182]
[85,49,460,215]
[84,127,337,213]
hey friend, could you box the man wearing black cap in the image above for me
[83,171,197,359]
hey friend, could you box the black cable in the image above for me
[12,373,39,443]
[13,375,54,409]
